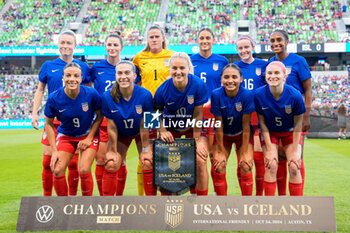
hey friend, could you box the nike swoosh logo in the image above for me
[52,69,59,72]
[98,72,104,75]
[59,109,66,112]
[167,102,175,105]
[111,110,118,113]
[262,107,269,110]
[220,106,227,109]
[142,63,147,65]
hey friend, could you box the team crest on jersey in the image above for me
[187,95,194,104]
[285,105,292,114]
[286,66,292,75]
[164,59,170,66]
[213,63,219,71]
[82,102,89,112]
[235,102,242,112]
[136,105,143,114]
[256,67,261,76]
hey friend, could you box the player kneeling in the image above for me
[211,64,254,196]
[255,61,305,196]
[101,61,154,196]
[45,62,103,196]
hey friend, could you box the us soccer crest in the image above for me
[82,102,89,112]
[213,63,219,71]
[164,59,170,66]
[168,153,181,171]
[256,67,261,76]
[187,95,194,104]
[165,200,184,228]
[285,105,292,114]
[286,66,292,75]
[135,105,142,114]
[235,102,242,112]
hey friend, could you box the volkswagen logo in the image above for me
[36,205,54,223]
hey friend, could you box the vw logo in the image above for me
[36,205,54,223]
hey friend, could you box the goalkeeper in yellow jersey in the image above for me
[132,25,175,195]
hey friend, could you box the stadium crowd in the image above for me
[0,0,84,47]
[0,74,46,119]
[311,73,349,118]
[250,0,342,44]
[0,0,348,45]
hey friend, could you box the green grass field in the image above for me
[0,129,349,233]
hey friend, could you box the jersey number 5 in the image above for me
[275,117,282,126]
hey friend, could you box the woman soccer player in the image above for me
[31,30,91,196]
[210,64,254,196]
[190,28,229,195]
[255,61,305,196]
[90,33,126,196]
[234,35,268,196]
[269,30,312,195]
[154,52,209,195]
[132,25,175,195]
[101,61,154,196]
[45,62,102,196]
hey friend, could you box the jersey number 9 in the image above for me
[73,118,80,128]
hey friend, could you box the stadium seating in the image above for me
[250,0,341,44]
[165,0,239,45]
[82,0,160,46]
[0,75,46,119]
[0,0,84,47]
[311,72,349,118]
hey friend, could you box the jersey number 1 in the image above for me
[154,69,157,81]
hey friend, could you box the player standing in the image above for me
[91,33,125,196]
[190,28,229,195]
[234,35,267,196]
[31,30,91,196]
[211,64,254,196]
[45,62,102,196]
[101,61,153,196]
[255,61,305,196]
[132,25,175,195]
[269,30,311,195]
[154,52,209,195]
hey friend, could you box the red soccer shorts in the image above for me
[260,132,303,147]
[117,134,141,148]
[56,134,99,153]
[41,118,60,145]
[99,117,109,142]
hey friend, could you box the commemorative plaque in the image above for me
[153,138,196,194]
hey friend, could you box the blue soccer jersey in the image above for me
[269,53,311,94]
[211,86,255,136]
[102,85,153,138]
[254,84,306,132]
[154,74,208,130]
[44,86,101,137]
[39,58,91,94]
[91,59,116,95]
[234,58,267,91]
[190,53,229,99]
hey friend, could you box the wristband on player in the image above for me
[142,146,150,152]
